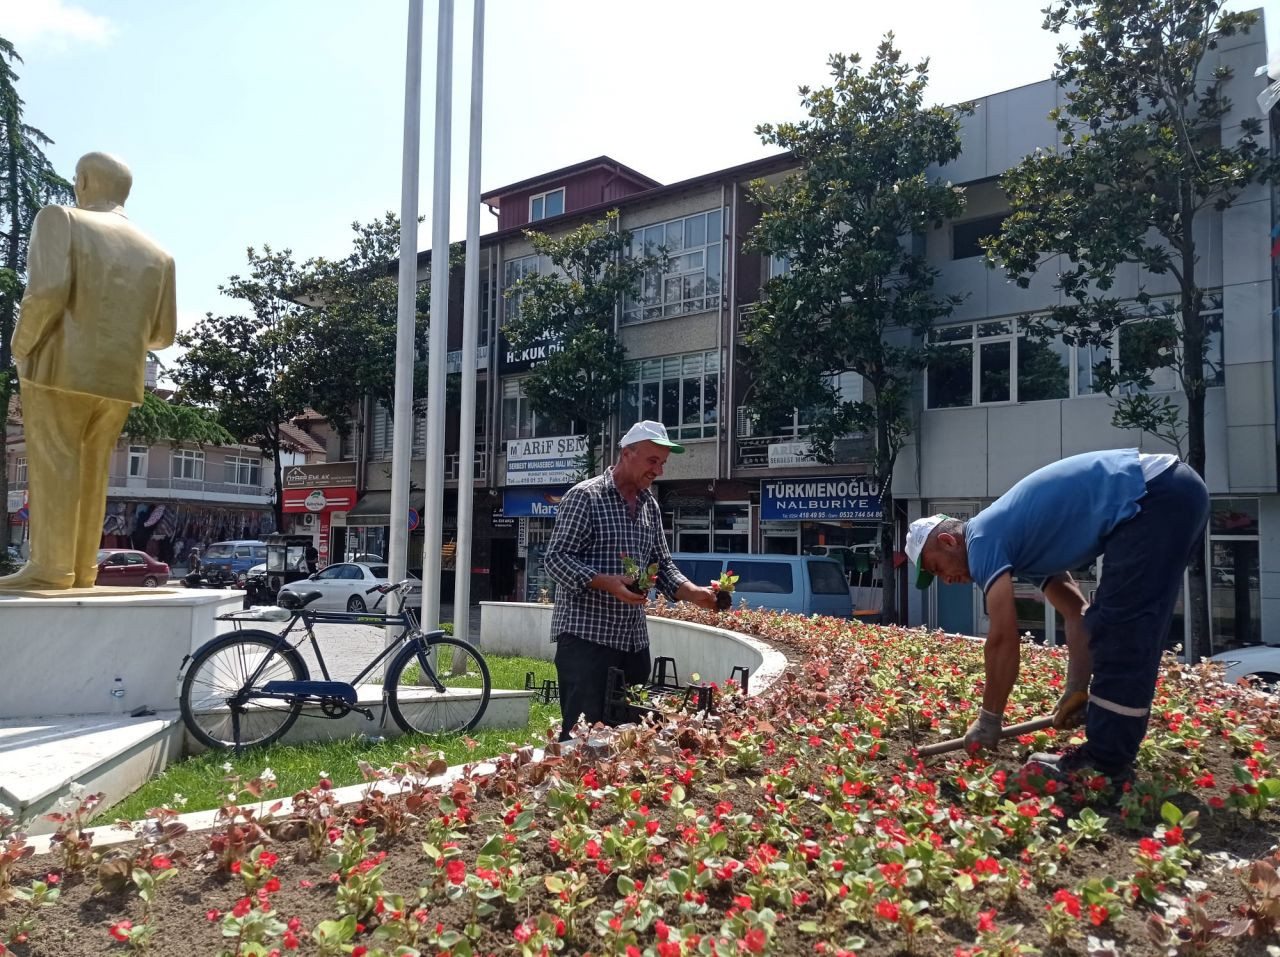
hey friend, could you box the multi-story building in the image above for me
[5,376,329,565]
[335,17,1275,656]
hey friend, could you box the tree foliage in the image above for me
[291,214,446,437]
[503,212,656,468]
[0,34,73,549]
[122,388,235,448]
[747,37,969,624]
[174,247,312,531]
[986,0,1279,658]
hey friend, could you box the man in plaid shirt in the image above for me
[546,420,718,741]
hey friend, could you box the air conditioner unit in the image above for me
[300,513,316,527]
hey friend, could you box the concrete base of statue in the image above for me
[0,587,243,720]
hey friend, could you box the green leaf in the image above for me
[1160,801,1182,827]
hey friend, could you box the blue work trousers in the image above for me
[1082,462,1210,769]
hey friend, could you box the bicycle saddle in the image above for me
[277,590,324,609]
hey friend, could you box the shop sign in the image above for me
[492,516,516,529]
[283,462,357,490]
[768,440,819,467]
[502,487,567,518]
[506,435,586,486]
[500,333,563,373]
[760,477,882,521]
[282,485,356,514]
[517,518,528,557]
[6,489,26,514]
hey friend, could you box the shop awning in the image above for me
[346,491,425,527]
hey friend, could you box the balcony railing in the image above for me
[734,407,871,469]
[106,475,273,499]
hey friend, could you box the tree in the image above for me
[174,247,312,531]
[746,38,969,626]
[503,212,656,472]
[986,1,1279,660]
[292,214,444,437]
[122,389,235,447]
[0,35,72,550]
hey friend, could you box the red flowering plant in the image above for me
[4,602,1280,955]
[710,569,738,610]
[619,551,658,596]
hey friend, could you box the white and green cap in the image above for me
[904,514,950,589]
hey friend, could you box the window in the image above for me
[502,377,574,440]
[808,560,848,595]
[623,209,723,323]
[767,253,791,280]
[128,446,148,478]
[951,214,1008,260]
[502,253,549,322]
[224,454,261,487]
[925,293,1225,409]
[13,457,27,484]
[733,560,794,595]
[529,188,565,222]
[619,351,719,441]
[673,558,724,585]
[171,448,205,481]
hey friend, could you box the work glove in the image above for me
[963,709,1004,753]
[1053,682,1088,730]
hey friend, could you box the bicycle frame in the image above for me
[220,590,432,693]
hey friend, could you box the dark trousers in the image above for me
[553,633,650,741]
[1083,462,1210,769]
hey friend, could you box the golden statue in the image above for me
[1,152,176,591]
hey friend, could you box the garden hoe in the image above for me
[916,714,1056,758]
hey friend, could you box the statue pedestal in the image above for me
[0,588,243,719]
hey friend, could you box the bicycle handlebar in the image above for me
[366,579,418,596]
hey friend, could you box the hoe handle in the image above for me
[917,715,1056,757]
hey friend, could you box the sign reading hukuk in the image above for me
[760,477,882,521]
[506,435,587,486]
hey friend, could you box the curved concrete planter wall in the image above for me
[479,602,787,695]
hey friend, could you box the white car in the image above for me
[277,562,421,613]
[1209,645,1280,693]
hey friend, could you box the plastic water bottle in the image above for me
[111,677,126,714]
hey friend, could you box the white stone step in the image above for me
[0,713,182,834]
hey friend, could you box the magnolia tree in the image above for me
[986,0,1280,659]
[747,37,969,625]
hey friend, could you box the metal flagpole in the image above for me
[452,0,485,647]
[422,0,454,631]
[387,0,424,645]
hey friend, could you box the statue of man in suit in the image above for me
[1,152,177,591]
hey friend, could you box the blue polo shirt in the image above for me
[966,449,1149,596]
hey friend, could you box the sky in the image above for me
[4,0,1279,376]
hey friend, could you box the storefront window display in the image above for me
[661,503,749,554]
[1209,497,1260,653]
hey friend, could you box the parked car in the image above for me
[96,549,170,587]
[277,562,422,612]
[199,540,268,584]
[670,552,854,618]
[1209,645,1280,692]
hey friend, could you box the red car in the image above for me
[96,549,171,587]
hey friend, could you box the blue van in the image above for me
[200,540,268,584]
[670,552,853,618]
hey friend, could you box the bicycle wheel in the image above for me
[386,636,491,735]
[180,630,309,750]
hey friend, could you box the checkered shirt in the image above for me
[544,467,688,651]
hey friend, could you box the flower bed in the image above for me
[3,609,1279,956]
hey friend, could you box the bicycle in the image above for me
[178,579,491,751]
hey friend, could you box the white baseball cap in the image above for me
[620,420,684,453]
[904,514,951,589]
